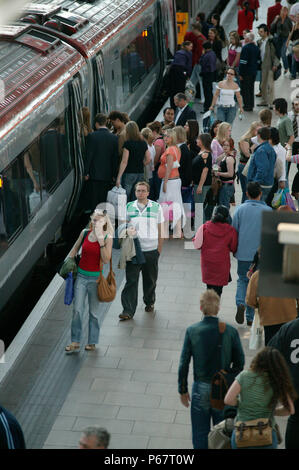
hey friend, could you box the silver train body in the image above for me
[0,0,220,314]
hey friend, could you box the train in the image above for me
[0,0,221,316]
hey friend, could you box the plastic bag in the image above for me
[202,111,215,133]
[272,188,288,209]
[185,79,196,103]
[107,185,127,219]
[64,272,74,306]
[285,191,297,211]
[249,311,264,350]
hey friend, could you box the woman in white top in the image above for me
[209,67,244,126]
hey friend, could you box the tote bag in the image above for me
[249,311,264,350]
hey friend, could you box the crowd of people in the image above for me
[2,0,299,452]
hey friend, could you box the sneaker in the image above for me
[235,305,245,324]
[145,304,154,312]
[255,92,262,97]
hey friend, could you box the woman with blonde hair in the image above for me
[158,129,186,236]
[141,127,156,190]
[147,121,165,201]
[211,122,232,164]
[238,121,261,202]
[65,208,113,353]
[227,31,242,68]
[82,107,93,137]
[116,121,151,201]
[214,139,236,209]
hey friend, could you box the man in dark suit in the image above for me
[173,93,197,127]
[239,32,261,111]
[84,113,118,211]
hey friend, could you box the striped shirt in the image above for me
[236,370,275,424]
[126,199,164,252]
[291,154,299,164]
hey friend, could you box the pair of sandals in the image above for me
[65,343,96,353]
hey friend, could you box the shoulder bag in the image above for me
[210,322,236,410]
[234,418,273,448]
[97,257,116,302]
[242,156,252,177]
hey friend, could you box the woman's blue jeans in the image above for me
[291,55,299,79]
[237,162,248,203]
[191,381,224,449]
[121,173,145,202]
[71,273,104,344]
[231,428,278,449]
[216,106,237,125]
[236,260,255,323]
[219,183,235,209]
[275,36,289,70]
[193,184,211,231]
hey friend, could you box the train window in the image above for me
[121,23,159,95]
[0,110,71,258]
[93,53,108,114]
[39,114,71,193]
[0,160,23,253]
[21,143,43,218]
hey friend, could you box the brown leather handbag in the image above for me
[97,258,116,302]
[234,418,273,448]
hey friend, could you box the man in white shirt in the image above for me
[119,181,165,320]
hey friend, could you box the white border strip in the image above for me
[0,274,64,384]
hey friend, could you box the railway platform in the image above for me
[0,0,297,450]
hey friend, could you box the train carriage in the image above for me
[0,0,222,318]
[0,0,176,315]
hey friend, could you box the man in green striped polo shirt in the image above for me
[119,181,165,320]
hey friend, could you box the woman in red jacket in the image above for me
[193,205,238,297]
[238,2,254,38]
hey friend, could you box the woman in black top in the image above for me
[270,7,292,73]
[208,28,223,62]
[192,133,212,228]
[208,28,224,80]
[214,139,235,210]
[185,120,200,158]
[210,13,227,46]
[116,121,150,201]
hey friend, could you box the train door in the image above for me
[93,51,109,115]
[157,1,167,74]
[66,75,85,221]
